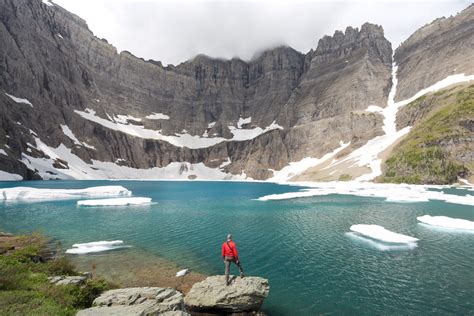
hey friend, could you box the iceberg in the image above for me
[0,186,131,201]
[176,269,189,277]
[66,240,129,254]
[77,197,152,206]
[350,224,418,244]
[417,215,474,231]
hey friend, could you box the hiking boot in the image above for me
[240,272,245,278]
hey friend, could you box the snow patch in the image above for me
[5,93,33,107]
[208,122,216,128]
[75,108,282,149]
[0,149,7,156]
[350,224,418,244]
[0,170,23,181]
[417,215,474,231]
[146,113,170,120]
[365,105,384,113]
[66,241,129,254]
[61,125,95,150]
[0,186,131,201]
[20,137,249,180]
[77,197,152,206]
[56,33,64,39]
[269,141,350,182]
[114,114,142,124]
[237,117,252,128]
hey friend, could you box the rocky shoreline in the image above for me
[0,231,270,315]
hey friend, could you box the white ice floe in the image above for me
[75,109,282,149]
[237,117,252,128]
[0,149,7,156]
[350,224,418,244]
[146,113,170,120]
[329,68,474,182]
[0,170,23,181]
[417,215,474,231]
[346,232,417,251]
[257,181,474,206]
[66,240,129,254]
[176,269,189,277]
[0,186,131,200]
[61,125,95,149]
[269,141,350,182]
[20,137,250,180]
[5,93,33,107]
[77,197,152,206]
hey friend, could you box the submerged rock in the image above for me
[184,276,269,313]
[48,274,90,285]
[77,287,187,316]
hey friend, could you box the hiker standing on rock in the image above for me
[222,234,244,285]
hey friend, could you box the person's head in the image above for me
[227,234,232,241]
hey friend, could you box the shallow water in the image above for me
[0,180,473,315]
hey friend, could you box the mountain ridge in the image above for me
[0,0,472,183]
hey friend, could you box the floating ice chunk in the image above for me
[0,186,131,200]
[66,240,129,254]
[350,224,418,244]
[417,215,474,231]
[346,232,417,251]
[0,170,23,181]
[5,93,33,107]
[146,113,170,120]
[176,269,189,277]
[77,197,152,206]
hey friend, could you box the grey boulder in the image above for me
[77,287,187,316]
[184,276,269,313]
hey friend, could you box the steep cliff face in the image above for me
[394,4,474,101]
[0,0,471,182]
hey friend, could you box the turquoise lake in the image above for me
[0,180,473,315]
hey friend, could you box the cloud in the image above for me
[52,0,471,65]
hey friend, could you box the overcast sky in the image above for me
[52,0,471,66]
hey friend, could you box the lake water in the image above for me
[0,180,473,315]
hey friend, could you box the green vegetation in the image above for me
[0,233,111,315]
[338,174,352,181]
[381,85,474,184]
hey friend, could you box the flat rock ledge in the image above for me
[184,276,269,313]
[48,273,91,286]
[77,287,189,316]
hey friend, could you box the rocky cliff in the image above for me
[0,0,472,183]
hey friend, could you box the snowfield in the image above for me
[75,108,282,149]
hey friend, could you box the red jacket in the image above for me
[222,240,239,260]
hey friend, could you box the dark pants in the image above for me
[224,256,243,283]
